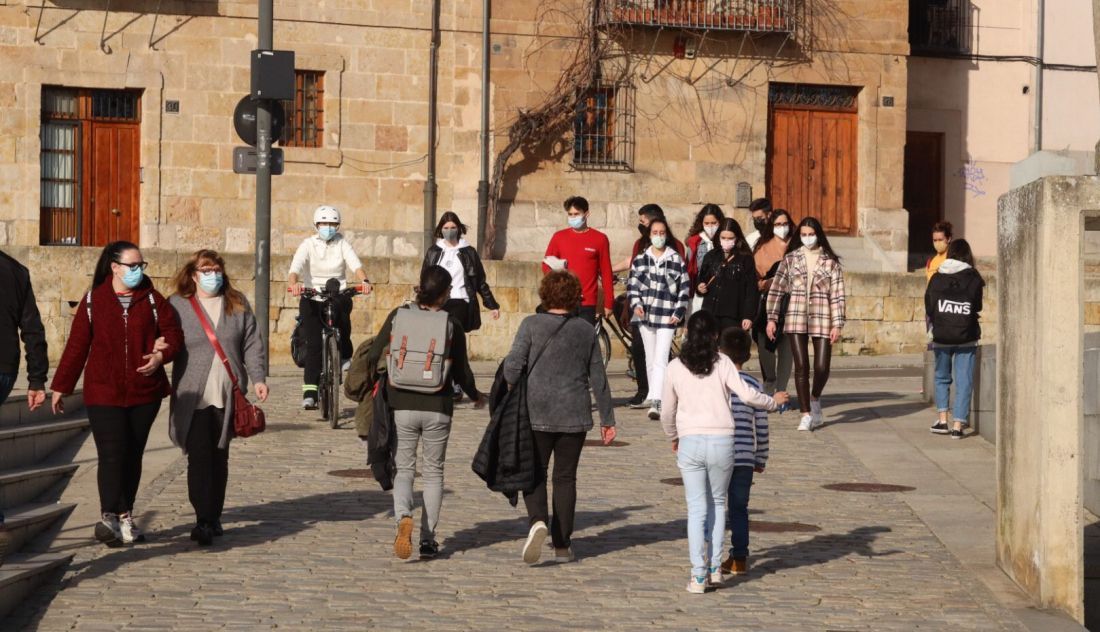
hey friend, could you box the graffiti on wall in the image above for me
[955,160,987,197]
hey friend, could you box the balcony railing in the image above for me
[599,0,802,33]
[910,0,971,55]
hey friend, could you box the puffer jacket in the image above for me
[471,363,538,506]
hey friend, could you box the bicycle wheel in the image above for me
[318,337,331,420]
[327,334,342,428]
[598,326,611,367]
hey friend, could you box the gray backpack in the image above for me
[386,304,453,394]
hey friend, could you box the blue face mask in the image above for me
[567,216,585,230]
[120,265,144,289]
[318,226,338,241]
[198,271,224,294]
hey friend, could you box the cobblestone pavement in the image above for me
[13,365,1027,631]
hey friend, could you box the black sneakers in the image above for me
[190,522,214,546]
[211,520,224,537]
[950,428,964,440]
[419,540,439,560]
[627,394,647,409]
[930,421,949,435]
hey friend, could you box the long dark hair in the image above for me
[946,238,975,267]
[433,211,468,240]
[687,203,725,238]
[786,217,841,261]
[754,208,794,253]
[92,241,140,288]
[638,217,681,254]
[679,311,720,377]
[416,265,452,307]
[711,218,751,256]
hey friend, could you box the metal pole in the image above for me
[255,0,274,372]
[476,0,491,254]
[423,0,441,256]
[1035,0,1045,153]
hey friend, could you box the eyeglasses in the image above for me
[197,267,223,274]
[114,261,148,272]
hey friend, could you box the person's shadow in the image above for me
[721,525,901,588]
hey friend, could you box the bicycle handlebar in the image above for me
[294,286,363,300]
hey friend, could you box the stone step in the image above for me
[0,464,79,511]
[0,503,76,557]
[0,553,71,621]
[0,392,83,429]
[0,419,90,471]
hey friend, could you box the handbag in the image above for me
[188,296,266,438]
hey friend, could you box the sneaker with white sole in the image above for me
[798,414,814,431]
[810,399,824,426]
[94,513,123,547]
[553,547,575,563]
[686,575,707,594]
[708,567,723,587]
[647,401,661,421]
[930,421,950,434]
[302,397,317,410]
[119,513,145,544]
[523,521,549,565]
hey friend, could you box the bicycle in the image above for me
[595,275,681,371]
[296,279,362,429]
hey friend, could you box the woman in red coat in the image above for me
[51,241,183,547]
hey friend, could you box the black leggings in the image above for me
[87,401,161,515]
[186,406,230,524]
[523,431,586,549]
[789,334,832,413]
[630,322,648,396]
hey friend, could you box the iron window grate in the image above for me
[281,70,325,148]
[572,81,635,172]
[909,0,971,55]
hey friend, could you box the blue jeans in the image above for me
[677,435,735,577]
[727,466,755,559]
[0,372,15,406]
[934,346,976,423]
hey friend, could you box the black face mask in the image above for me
[753,217,768,231]
[638,223,647,236]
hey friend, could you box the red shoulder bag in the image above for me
[189,296,266,438]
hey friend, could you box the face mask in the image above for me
[753,217,768,231]
[933,241,948,254]
[773,225,790,240]
[198,271,224,294]
[318,226,337,241]
[638,223,647,236]
[703,225,718,238]
[120,265,143,290]
[568,216,586,230]
[720,238,736,252]
[650,235,667,249]
[442,228,460,242]
[801,235,818,249]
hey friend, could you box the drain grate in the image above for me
[749,520,821,533]
[660,477,683,486]
[583,440,630,447]
[822,483,915,493]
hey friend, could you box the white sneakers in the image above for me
[119,513,145,544]
[523,521,548,565]
[686,575,707,594]
[94,513,123,547]
[798,414,814,431]
[799,400,825,431]
[647,401,661,421]
[553,547,575,563]
[708,567,723,587]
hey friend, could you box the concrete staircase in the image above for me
[828,235,895,273]
[0,392,87,621]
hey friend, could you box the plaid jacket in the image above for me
[627,247,690,329]
[765,249,846,337]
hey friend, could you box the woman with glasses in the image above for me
[167,250,268,545]
[52,241,184,547]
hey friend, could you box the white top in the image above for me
[746,230,761,250]
[437,238,469,301]
[289,234,364,299]
[197,295,228,410]
[660,353,776,440]
[802,246,821,278]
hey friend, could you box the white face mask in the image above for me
[720,238,736,252]
[801,235,818,249]
[651,235,667,250]
[773,225,790,240]
[703,225,718,238]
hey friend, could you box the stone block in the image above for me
[847,272,892,297]
[846,296,883,320]
[883,296,923,322]
[889,273,926,299]
[492,286,519,313]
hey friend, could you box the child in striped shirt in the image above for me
[719,327,771,576]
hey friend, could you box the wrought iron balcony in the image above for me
[598,0,802,33]
[909,0,971,55]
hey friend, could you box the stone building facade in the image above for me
[0,0,911,265]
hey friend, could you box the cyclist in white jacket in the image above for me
[287,205,373,409]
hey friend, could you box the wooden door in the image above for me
[767,101,858,234]
[903,131,944,269]
[85,122,140,246]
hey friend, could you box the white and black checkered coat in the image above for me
[627,246,690,329]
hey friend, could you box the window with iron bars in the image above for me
[909,0,971,55]
[280,70,324,148]
[572,82,635,171]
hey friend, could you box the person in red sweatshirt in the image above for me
[541,196,614,325]
[51,241,183,548]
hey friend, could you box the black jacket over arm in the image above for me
[422,245,499,332]
[698,250,759,323]
[0,250,48,390]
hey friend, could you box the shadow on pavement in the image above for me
[722,526,901,588]
[436,504,652,560]
[821,398,931,426]
[572,518,688,560]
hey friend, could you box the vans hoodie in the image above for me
[925,259,984,346]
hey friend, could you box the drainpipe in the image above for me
[476,0,491,255]
[423,0,440,256]
[1034,0,1045,153]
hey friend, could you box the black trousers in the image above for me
[630,322,649,396]
[186,406,230,524]
[790,334,833,412]
[523,431,586,549]
[442,298,471,332]
[300,296,353,398]
[87,401,161,515]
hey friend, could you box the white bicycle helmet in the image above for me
[313,205,341,225]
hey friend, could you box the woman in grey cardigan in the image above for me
[166,250,268,546]
[503,271,616,565]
